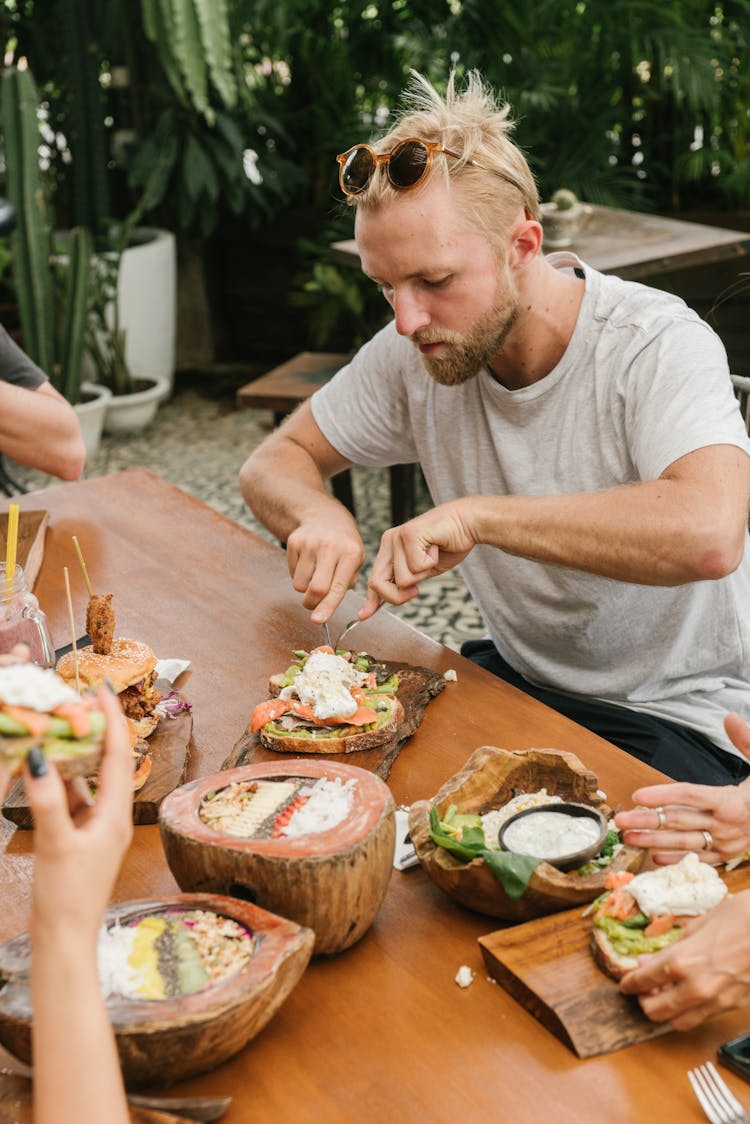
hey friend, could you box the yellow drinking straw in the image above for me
[4,503,19,591]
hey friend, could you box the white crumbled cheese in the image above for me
[444,669,458,682]
[481,789,563,850]
[97,922,139,998]
[455,965,474,988]
[280,776,357,837]
[280,650,366,720]
[0,663,79,711]
[626,852,728,917]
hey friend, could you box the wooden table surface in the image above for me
[332,202,750,281]
[2,468,750,1124]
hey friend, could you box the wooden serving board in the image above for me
[222,659,446,780]
[1,683,192,828]
[0,510,48,591]
[478,907,671,1058]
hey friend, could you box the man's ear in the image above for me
[509,218,543,267]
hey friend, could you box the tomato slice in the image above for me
[1,705,51,739]
[249,698,292,734]
[53,702,92,738]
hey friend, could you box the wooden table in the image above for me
[331,202,750,281]
[2,468,750,1123]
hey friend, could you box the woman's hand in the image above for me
[615,712,750,866]
[25,683,134,940]
[619,892,750,1029]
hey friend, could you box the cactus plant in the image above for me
[1,66,93,404]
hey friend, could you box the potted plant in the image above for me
[540,189,589,249]
[0,66,110,460]
[81,231,169,434]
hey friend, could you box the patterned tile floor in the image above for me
[13,374,486,651]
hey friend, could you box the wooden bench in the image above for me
[236,351,417,524]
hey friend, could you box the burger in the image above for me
[0,662,106,778]
[57,637,160,740]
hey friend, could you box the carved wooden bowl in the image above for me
[0,892,314,1087]
[159,759,396,955]
[408,746,645,922]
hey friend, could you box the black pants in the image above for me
[461,638,750,786]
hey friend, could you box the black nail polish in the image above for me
[103,678,116,695]
[27,747,48,778]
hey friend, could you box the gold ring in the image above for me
[701,830,713,851]
[655,806,666,829]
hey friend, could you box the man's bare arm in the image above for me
[0,380,85,480]
[365,444,750,611]
[239,402,366,620]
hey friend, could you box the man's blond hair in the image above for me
[348,70,539,239]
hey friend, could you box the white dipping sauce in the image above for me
[502,810,601,859]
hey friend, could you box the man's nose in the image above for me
[393,290,430,337]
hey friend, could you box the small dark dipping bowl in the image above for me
[497,802,609,873]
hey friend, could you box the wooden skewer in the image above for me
[71,535,93,598]
[63,566,80,694]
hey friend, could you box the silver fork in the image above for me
[688,1061,750,1124]
[333,600,385,651]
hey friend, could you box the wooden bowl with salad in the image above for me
[408,746,645,922]
[159,759,396,955]
[0,892,314,1087]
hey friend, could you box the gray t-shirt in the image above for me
[0,324,47,389]
[312,255,750,758]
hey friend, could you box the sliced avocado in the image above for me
[595,913,683,956]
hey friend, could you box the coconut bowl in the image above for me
[408,746,645,922]
[159,759,396,955]
[0,892,314,1087]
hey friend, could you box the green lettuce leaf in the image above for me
[429,805,542,899]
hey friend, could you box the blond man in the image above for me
[240,72,750,785]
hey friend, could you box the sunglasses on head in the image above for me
[336,137,529,206]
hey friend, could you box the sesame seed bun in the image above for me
[57,637,156,695]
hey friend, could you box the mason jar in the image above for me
[0,564,55,667]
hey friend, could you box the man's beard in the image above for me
[413,294,520,386]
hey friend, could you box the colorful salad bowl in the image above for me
[159,759,396,954]
[0,892,314,1087]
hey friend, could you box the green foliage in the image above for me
[141,0,238,123]
[291,233,391,351]
[1,66,93,403]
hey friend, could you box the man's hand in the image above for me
[365,498,477,611]
[619,892,750,1029]
[285,505,366,624]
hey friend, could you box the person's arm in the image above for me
[0,380,86,480]
[26,684,133,1124]
[362,442,750,614]
[239,402,366,621]
[619,891,750,1029]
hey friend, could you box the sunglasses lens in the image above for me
[341,147,375,194]
[388,140,429,188]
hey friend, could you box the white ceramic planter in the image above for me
[117,228,177,394]
[103,377,169,434]
[57,226,177,396]
[74,382,112,461]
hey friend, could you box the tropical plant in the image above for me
[1,66,92,404]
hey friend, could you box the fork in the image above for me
[333,600,385,651]
[688,1061,750,1123]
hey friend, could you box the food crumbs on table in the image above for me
[444,669,458,682]
[454,965,474,988]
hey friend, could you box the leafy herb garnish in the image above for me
[429,805,542,900]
